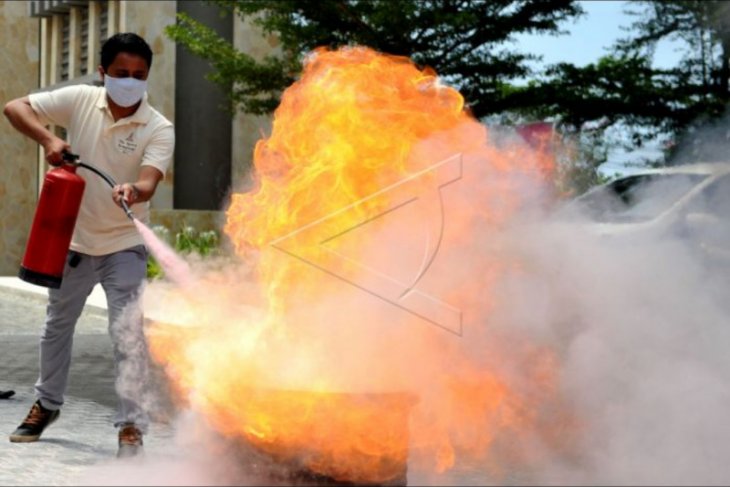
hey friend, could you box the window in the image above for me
[61,14,70,81]
[80,7,89,76]
[575,173,709,223]
[686,173,730,222]
[100,2,109,45]
[30,0,120,87]
[682,173,730,256]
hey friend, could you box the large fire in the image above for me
[148,46,563,484]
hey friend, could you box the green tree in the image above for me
[523,55,682,131]
[613,1,730,162]
[617,1,730,107]
[530,1,730,149]
[166,0,583,118]
[507,0,730,183]
[500,54,679,194]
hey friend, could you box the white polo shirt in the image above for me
[29,84,174,256]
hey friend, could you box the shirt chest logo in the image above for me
[116,131,139,155]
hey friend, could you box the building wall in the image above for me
[0,0,40,275]
[121,0,177,210]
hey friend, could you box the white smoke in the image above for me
[459,165,730,485]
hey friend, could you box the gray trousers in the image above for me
[35,245,150,432]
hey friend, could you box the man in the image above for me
[3,33,174,457]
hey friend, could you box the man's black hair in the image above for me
[100,33,153,71]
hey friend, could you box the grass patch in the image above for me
[146,225,220,280]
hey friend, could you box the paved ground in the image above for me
[0,278,181,486]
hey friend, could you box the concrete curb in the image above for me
[0,277,107,314]
[0,283,110,318]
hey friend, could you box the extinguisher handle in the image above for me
[62,151,80,164]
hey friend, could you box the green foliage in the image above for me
[166,11,290,114]
[165,0,584,119]
[529,1,730,147]
[174,226,220,256]
[146,256,164,281]
[530,56,685,132]
[146,225,221,280]
[612,1,730,160]
[617,0,730,100]
[145,225,169,280]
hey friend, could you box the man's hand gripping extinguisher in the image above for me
[18,152,134,289]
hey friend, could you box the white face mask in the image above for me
[104,75,147,108]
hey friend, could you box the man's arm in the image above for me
[3,96,70,166]
[112,166,164,208]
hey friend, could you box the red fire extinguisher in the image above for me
[19,152,135,289]
[18,162,86,288]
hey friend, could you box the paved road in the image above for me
[0,283,182,486]
[0,286,117,406]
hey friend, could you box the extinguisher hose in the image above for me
[76,162,134,220]
[62,152,135,220]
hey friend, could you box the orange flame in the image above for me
[149,46,561,484]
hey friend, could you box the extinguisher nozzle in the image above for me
[121,200,135,221]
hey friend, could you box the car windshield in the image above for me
[575,173,709,223]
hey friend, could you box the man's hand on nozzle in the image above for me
[42,137,72,166]
[112,183,140,208]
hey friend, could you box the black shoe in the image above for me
[117,423,144,458]
[9,400,60,443]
